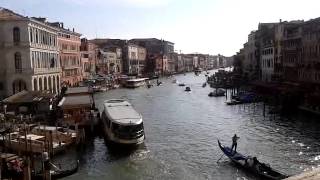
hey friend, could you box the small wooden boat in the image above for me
[185,87,191,92]
[218,140,288,180]
[178,83,186,87]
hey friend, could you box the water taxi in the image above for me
[101,99,145,146]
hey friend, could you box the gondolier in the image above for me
[231,134,239,153]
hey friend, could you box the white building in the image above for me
[261,45,274,82]
[0,8,61,98]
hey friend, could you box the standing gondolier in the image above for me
[231,134,239,154]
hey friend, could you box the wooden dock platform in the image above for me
[285,168,320,180]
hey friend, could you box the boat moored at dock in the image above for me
[101,99,145,146]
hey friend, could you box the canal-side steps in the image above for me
[284,167,320,180]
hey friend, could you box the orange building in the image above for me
[50,23,82,86]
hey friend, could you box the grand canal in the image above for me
[57,71,320,180]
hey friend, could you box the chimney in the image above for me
[280,19,282,23]
[61,23,64,28]
[73,28,75,32]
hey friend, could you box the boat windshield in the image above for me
[112,123,144,140]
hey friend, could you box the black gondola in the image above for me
[185,87,191,92]
[32,160,79,180]
[202,83,207,87]
[217,140,288,180]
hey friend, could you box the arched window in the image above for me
[39,77,42,90]
[35,29,38,43]
[57,76,60,93]
[44,77,47,90]
[29,28,33,43]
[33,78,38,91]
[14,52,22,71]
[12,79,26,94]
[13,27,20,44]
[48,76,52,91]
[53,76,56,93]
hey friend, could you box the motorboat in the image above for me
[101,99,145,146]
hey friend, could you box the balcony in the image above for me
[33,67,62,75]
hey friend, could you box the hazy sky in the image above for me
[1,0,320,56]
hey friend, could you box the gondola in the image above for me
[32,160,79,179]
[185,87,191,92]
[217,140,288,180]
[202,83,207,87]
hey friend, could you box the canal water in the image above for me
[57,71,320,180]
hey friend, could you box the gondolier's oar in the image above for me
[216,154,224,163]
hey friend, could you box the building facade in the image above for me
[300,18,320,85]
[123,44,146,75]
[167,52,178,74]
[0,9,61,98]
[50,23,82,86]
[261,44,275,82]
[80,38,97,79]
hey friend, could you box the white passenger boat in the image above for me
[101,99,145,146]
[125,78,148,88]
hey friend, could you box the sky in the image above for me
[1,0,320,56]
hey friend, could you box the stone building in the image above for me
[49,22,82,87]
[242,31,259,80]
[129,38,174,75]
[261,42,275,82]
[183,54,194,72]
[0,8,61,98]
[103,46,122,75]
[208,55,217,69]
[129,38,174,55]
[80,38,97,79]
[122,44,146,75]
[167,52,178,74]
[300,18,320,85]
[281,21,303,82]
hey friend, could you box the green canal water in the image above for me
[54,71,320,180]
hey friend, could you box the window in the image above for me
[14,52,22,70]
[35,29,38,43]
[13,27,20,44]
[30,28,33,43]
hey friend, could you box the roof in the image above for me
[0,8,26,21]
[2,90,54,104]
[103,99,142,125]
[130,38,174,44]
[65,87,90,96]
[0,8,59,32]
[59,95,92,109]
